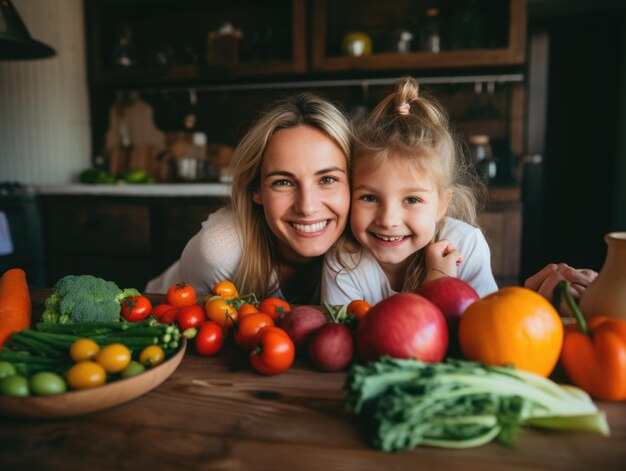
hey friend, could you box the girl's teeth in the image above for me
[375,234,405,242]
[292,221,328,233]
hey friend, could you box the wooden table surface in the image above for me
[0,288,624,471]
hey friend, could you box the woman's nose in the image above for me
[294,184,320,216]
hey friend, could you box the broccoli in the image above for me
[42,275,140,324]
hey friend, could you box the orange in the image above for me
[459,286,564,377]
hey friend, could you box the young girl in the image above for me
[321,77,498,305]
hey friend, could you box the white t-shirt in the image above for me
[145,207,286,300]
[321,217,498,306]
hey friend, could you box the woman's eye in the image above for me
[270,179,292,187]
[320,175,338,185]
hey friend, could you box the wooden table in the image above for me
[0,288,624,470]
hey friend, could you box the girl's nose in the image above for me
[294,184,320,216]
[375,202,400,228]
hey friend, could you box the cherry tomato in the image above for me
[235,312,275,351]
[205,296,238,331]
[66,361,106,390]
[258,297,291,323]
[250,327,295,375]
[95,343,132,373]
[212,280,239,299]
[195,321,225,357]
[121,295,153,322]
[139,345,165,368]
[166,282,198,308]
[347,299,371,321]
[151,303,177,321]
[238,303,260,318]
[177,304,206,331]
[70,338,101,362]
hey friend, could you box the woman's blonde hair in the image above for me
[229,93,352,300]
[338,76,484,291]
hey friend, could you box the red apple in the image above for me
[356,293,448,363]
[415,277,479,358]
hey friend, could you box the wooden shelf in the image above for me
[312,0,526,73]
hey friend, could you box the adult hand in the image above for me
[424,239,463,282]
[524,263,598,315]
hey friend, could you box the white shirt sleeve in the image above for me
[144,207,243,299]
[441,218,499,297]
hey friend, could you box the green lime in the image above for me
[0,361,16,379]
[30,372,67,396]
[120,361,146,378]
[0,375,30,397]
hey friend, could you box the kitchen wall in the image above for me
[0,0,90,185]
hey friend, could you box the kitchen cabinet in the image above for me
[85,0,307,87]
[40,195,225,290]
[312,0,526,73]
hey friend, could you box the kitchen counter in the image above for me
[0,288,624,471]
[36,183,231,198]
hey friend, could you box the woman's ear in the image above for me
[252,188,263,205]
[437,190,452,220]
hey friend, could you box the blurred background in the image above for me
[0,0,624,291]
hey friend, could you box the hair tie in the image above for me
[396,102,411,115]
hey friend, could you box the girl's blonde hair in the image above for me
[229,93,352,300]
[338,76,484,291]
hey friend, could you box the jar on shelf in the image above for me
[420,8,441,53]
[469,135,496,184]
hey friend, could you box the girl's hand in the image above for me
[424,239,463,282]
[524,263,598,315]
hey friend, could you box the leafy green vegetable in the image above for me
[345,357,609,451]
[41,275,139,324]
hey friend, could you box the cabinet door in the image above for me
[312,0,526,72]
[44,199,151,257]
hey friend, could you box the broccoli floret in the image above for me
[117,287,141,303]
[42,275,132,323]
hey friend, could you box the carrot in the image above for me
[0,268,32,350]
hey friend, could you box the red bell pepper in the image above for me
[559,280,626,401]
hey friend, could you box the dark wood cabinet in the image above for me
[41,195,226,290]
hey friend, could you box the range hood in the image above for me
[0,0,55,60]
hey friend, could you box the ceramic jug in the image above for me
[579,232,626,320]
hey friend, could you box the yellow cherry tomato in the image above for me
[66,361,106,390]
[70,338,101,362]
[139,345,165,368]
[95,343,131,373]
[212,280,239,299]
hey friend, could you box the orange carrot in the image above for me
[0,268,32,350]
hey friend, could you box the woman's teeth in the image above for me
[291,221,328,233]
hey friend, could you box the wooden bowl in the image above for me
[0,339,186,419]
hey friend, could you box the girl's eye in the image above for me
[320,175,339,185]
[404,196,422,204]
[360,194,378,203]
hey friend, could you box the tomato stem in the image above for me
[558,280,588,335]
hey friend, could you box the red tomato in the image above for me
[166,282,197,308]
[177,305,206,331]
[234,312,275,351]
[238,303,260,318]
[347,299,371,322]
[151,304,179,325]
[250,327,295,375]
[120,296,152,322]
[258,297,291,323]
[195,321,225,357]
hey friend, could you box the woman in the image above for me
[146,93,352,304]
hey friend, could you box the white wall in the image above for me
[0,0,90,185]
